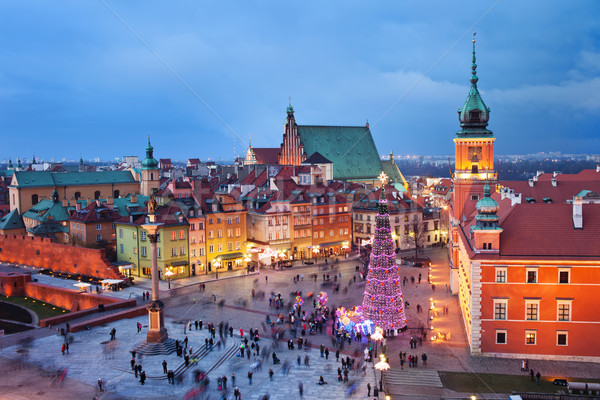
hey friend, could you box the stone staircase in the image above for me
[383,368,443,388]
[133,338,178,356]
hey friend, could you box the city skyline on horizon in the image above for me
[0,1,599,161]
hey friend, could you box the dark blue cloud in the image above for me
[0,0,598,162]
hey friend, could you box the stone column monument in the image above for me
[141,198,168,343]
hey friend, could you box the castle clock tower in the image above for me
[452,34,497,222]
[449,35,497,290]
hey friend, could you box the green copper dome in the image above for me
[142,136,158,169]
[475,182,500,226]
[457,36,493,138]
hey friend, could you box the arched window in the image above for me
[74,192,81,200]
[94,191,101,200]
[113,190,120,199]
[150,173,154,180]
[31,194,39,205]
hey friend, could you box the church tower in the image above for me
[278,101,306,166]
[452,34,497,222]
[141,136,160,196]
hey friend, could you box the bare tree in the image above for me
[404,222,427,261]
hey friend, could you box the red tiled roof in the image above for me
[68,201,121,223]
[498,203,600,258]
[252,148,280,165]
[500,169,600,203]
[174,181,192,189]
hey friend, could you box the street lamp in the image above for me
[165,267,174,290]
[213,258,221,279]
[312,245,320,262]
[371,326,384,358]
[374,353,390,392]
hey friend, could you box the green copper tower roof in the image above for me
[456,34,493,138]
[474,182,500,228]
[141,135,159,169]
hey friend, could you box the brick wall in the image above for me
[39,299,138,328]
[0,234,126,280]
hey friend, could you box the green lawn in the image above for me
[1,296,68,321]
[439,371,600,394]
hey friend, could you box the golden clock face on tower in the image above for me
[468,146,482,162]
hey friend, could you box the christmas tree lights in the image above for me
[361,186,407,331]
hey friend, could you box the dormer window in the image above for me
[469,109,481,122]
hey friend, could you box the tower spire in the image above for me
[471,32,478,85]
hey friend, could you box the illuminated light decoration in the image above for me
[361,185,408,331]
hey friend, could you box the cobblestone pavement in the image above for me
[3,249,600,400]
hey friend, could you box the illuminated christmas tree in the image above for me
[362,184,407,331]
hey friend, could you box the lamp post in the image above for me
[374,353,390,392]
[371,326,384,359]
[165,268,173,290]
[213,258,221,280]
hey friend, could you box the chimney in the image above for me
[553,171,561,177]
[573,196,583,229]
[528,179,534,187]
[596,165,600,173]
[536,170,544,178]
[131,194,137,203]
[76,202,81,212]
[551,178,557,187]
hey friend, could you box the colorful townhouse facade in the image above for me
[116,203,190,280]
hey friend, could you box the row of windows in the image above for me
[495,268,571,284]
[268,216,288,226]
[207,228,242,239]
[207,216,241,225]
[493,300,572,321]
[496,330,568,346]
[313,216,350,225]
[354,214,420,223]
[208,242,241,253]
[119,245,186,257]
[313,228,349,239]
[74,223,115,231]
[268,231,290,241]
[312,206,349,215]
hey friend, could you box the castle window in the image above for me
[31,194,39,205]
[94,191,101,200]
[471,165,479,173]
[113,190,120,199]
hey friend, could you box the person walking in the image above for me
[247,370,253,385]
[325,348,329,359]
[269,369,274,380]
[367,382,371,396]
[162,360,168,374]
[140,370,146,385]
[298,382,304,398]
[97,378,104,392]
[536,371,541,385]
[231,373,236,386]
